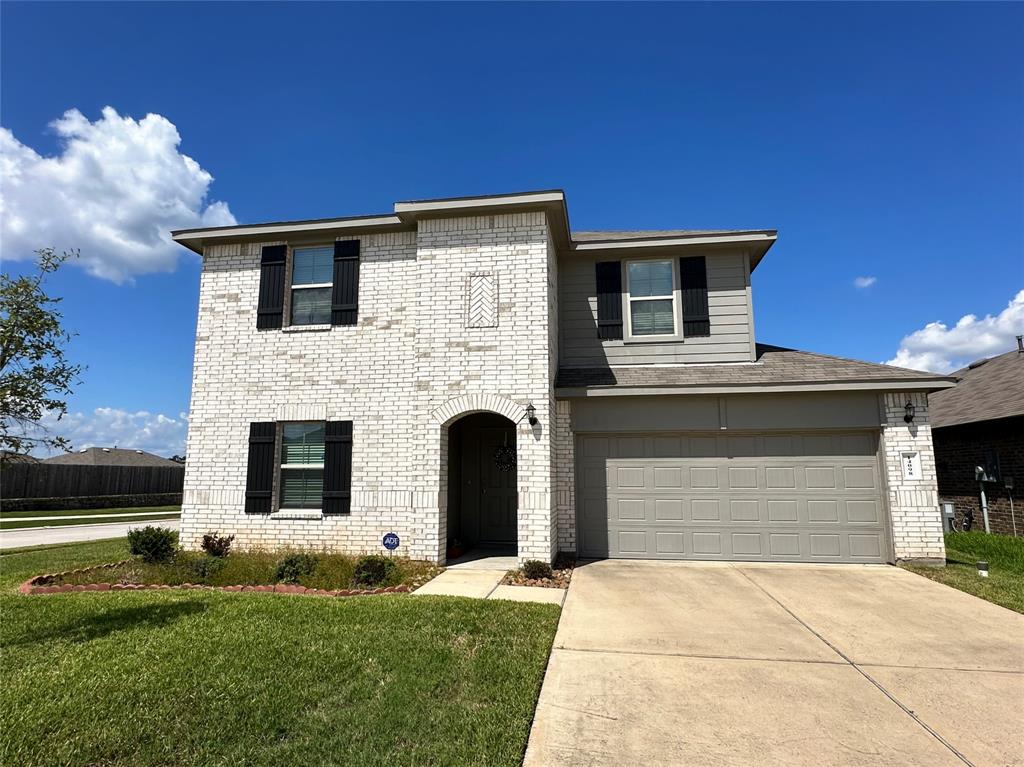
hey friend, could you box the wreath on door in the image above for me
[493,444,517,472]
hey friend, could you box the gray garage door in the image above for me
[576,431,889,563]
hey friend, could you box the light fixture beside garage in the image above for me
[904,401,916,423]
[524,403,538,426]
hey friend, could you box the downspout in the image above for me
[1009,491,1018,538]
[979,483,991,534]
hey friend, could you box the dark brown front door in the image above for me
[474,426,518,545]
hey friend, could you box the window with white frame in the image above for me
[290,246,333,325]
[626,259,677,337]
[279,422,325,509]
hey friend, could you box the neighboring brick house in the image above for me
[930,341,1023,537]
[171,190,954,565]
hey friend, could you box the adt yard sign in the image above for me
[382,532,400,551]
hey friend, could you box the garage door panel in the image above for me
[842,466,877,490]
[690,467,720,488]
[577,431,887,563]
[849,533,883,559]
[692,531,722,555]
[847,500,881,524]
[616,498,647,521]
[653,467,683,488]
[769,533,801,557]
[729,499,760,522]
[728,467,759,489]
[654,499,684,521]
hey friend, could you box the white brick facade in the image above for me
[880,392,945,562]
[181,212,558,563]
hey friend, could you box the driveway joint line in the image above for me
[732,565,977,767]
[553,645,850,666]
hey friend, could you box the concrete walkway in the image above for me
[413,569,565,605]
[525,560,1024,767]
[0,518,180,550]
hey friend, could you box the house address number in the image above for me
[901,452,921,480]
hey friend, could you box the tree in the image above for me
[0,248,84,454]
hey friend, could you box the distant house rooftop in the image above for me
[42,447,181,467]
[930,343,1024,429]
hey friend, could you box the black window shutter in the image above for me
[256,245,287,329]
[595,261,623,340]
[323,421,353,515]
[680,256,711,337]
[244,422,276,514]
[331,240,360,326]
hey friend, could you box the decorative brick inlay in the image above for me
[18,562,411,598]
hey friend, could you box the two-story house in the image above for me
[171,190,954,566]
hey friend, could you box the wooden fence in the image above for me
[1,464,185,500]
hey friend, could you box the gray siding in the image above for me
[558,250,754,367]
[571,392,884,433]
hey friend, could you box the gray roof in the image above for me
[556,344,955,391]
[930,349,1024,429]
[43,447,181,467]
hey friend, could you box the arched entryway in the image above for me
[446,412,518,558]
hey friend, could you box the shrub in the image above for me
[275,553,318,584]
[522,560,553,580]
[200,532,235,558]
[190,554,226,580]
[127,526,177,564]
[352,554,397,587]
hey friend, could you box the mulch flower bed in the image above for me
[19,562,412,599]
[501,555,575,589]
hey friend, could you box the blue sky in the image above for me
[2,2,1022,456]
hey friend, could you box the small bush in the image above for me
[522,560,553,580]
[275,553,318,584]
[200,532,235,558]
[190,555,226,580]
[352,554,397,587]
[127,526,177,564]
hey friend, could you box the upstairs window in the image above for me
[279,422,325,509]
[626,259,677,337]
[290,246,334,325]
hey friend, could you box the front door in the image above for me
[475,426,518,545]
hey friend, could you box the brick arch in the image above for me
[431,393,525,427]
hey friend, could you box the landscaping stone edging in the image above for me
[18,561,411,598]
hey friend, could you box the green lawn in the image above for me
[1,506,181,530]
[0,540,561,767]
[903,531,1024,614]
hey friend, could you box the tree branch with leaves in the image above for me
[0,248,85,455]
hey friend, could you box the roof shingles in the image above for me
[556,344,954,390]
[930,350,1024,429]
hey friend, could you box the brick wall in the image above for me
[880,392,946,562]
[181,212,558,563]
[933,416,1023,537]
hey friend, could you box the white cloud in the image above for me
[36,407,188,458]
[853,276,877,289]
[886,290,1024,373]
[1,107,235,283]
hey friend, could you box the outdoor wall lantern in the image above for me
[524,403,538,426]
[904,401,916,423]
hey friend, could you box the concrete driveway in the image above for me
[524,561,1024,767]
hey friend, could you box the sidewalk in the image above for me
[0,518,180,550]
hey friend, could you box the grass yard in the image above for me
[0,540,561,767]
[902,531,1024,614]
[0,506,181,530]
